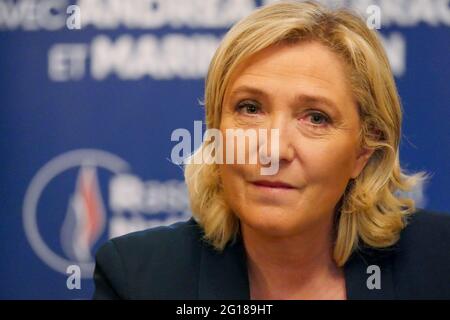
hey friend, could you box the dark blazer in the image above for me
[93,209,450,299]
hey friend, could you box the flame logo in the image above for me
[61,165,106,263]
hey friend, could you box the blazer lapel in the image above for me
[198,235,250,299]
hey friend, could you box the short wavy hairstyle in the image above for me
[184,0,427,266]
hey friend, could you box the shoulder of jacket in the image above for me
[400,208,450,244]
[110,217,202,247]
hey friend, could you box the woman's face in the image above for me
[219,41,373,238]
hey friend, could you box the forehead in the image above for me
[225,41,355,110]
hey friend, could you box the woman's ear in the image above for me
[351,146,375,179]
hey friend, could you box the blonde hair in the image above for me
[184,0,427,266]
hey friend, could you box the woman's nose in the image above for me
[266,114,295,164]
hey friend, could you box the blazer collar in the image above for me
[198,232,397,300]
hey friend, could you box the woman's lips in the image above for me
[249,180,299,202]
[251,180,295,189]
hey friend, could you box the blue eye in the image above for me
[236,101,260,114]
[308,112,330,125]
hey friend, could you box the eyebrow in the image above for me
[229,85,340,114]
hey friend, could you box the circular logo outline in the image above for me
[23,149,130,278]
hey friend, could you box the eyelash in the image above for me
[235,101,332,127]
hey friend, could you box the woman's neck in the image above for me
[241,220,346,300]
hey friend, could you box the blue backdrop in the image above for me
[0,0,449,299]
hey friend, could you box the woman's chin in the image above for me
[239,210,306,238]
